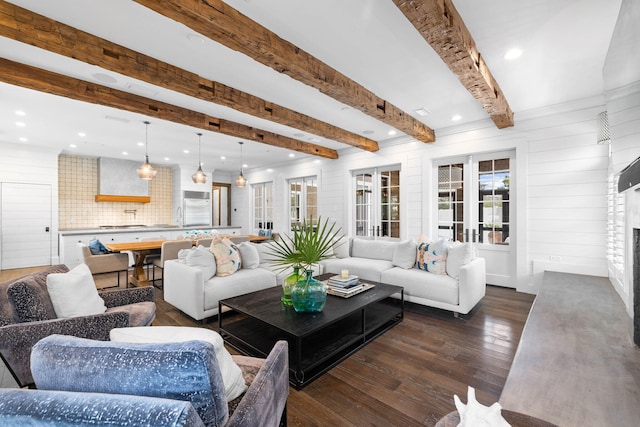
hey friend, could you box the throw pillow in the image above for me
[186,245,216,280]
[210,236,241,277]
[238,242,260,269]
[46,264,107,318]
[392,240,417,269]
[446,242,475,279]
[109,326,247,402]
[416,239,448,275]
[333,237,350,259]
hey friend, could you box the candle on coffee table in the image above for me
[341,269,349,279]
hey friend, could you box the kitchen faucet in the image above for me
[176,206,183,227]
[124,209,137,219]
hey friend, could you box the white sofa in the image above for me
[163,243,283,321]
[320,238,486,315]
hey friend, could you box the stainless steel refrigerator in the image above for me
[183,191,211,226]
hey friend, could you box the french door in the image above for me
[354,166,400,238]
[436,151,514,287]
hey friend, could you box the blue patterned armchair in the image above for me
[0,335,289,427]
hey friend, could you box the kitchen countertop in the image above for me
[58,225,239,236]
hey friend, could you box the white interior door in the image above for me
[435,151,515,287]
[1,182,52,269]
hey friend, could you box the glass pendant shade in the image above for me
[235,141,247,187]
[192,133,207,184]
[137,121,156,180]
[235,171,247,187]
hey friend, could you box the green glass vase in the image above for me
[292,269,326,313]
[282,266,301,306]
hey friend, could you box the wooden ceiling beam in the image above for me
[0,1,375,152]
[393,0,514,128]
[0,58,338,159]
[133,0,436,143]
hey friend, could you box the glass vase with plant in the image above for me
[268,216,344,312]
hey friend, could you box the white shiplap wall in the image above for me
[0,142,60,266]
[243,97,610,293]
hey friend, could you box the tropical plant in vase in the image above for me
[267,216,344,312]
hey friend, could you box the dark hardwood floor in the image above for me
[152,277,534,427]
[1,267,535,426]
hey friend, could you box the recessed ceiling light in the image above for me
[504,48,522,60]
[288,153,295,158]
[220,156,226,160]
[414,108,431,117]
[164,157,170,161]
[69,144,77,148]
[137,142,144,147]
[187,33,206,44]
[15,110,26,116]
[19,137,28,142]
[183,150,189,154]
[362,130,374,135]
[451,114,462,121]
[242,163,248,168]
[78,132,86,137]
[92,73,118,84]
[314,160,321,164]
[122,151,128,155]
[388,130,397,136]
[267,168,273,172]
[15,121,25,127]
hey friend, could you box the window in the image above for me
[607,172,625,280]
[437,164,464,241]
[252,182,273,230]
[477,158,510,244]
[289,176,317,230]
[353,167,400,238]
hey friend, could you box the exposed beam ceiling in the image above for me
[394,0,514,128]
[0,1,377,153]
[133,0,436,143]
[0,58,339,159]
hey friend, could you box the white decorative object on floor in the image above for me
[454,386,511,427]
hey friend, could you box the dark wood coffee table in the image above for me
[218,274,404,389]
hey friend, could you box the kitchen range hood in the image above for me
[96,157,150,202]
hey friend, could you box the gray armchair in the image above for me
[0,335,289,427]
[81,244,129,287]
[0,265,155,387]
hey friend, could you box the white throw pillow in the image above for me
[46,263,107,318]
[238,242,260,269]
[186,245,216,280]
[110,326,247,402]
[333,237,350,259]
[446,242,474,279]
[392,240,417,269]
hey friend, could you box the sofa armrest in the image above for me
[0,312,129,387]
[458,257,487,314]
[100,286,154,308]
[228,340,289,427]
[163,260,206,320]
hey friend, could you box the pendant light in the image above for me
[137,121,157,180]
[235,141,247,187]
[192,132,207,184]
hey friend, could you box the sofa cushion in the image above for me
[332,237,351,259]
[7,274,60,323]
[392,240,417,269]
[46,264,107,318]
[210,237,241,277]
[31,335,230,427]
[446,242,474,279]
[416,239,448,275]
[106,301,156,327]
[203,269,277,312]
[381,267,459,305]
[110,326,247,402]
[185,245,216,280]
[322,257,394,282]
[351,238,397,261]
[238,242,260,269]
